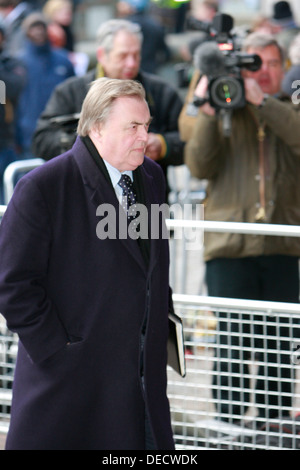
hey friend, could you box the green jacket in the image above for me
[184,95,300,261]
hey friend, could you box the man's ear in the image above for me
[90,124,102,141]
[96,46,105,64]
[89,124,104,148]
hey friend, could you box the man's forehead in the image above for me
[110,96,150,117]
[247,45,281,58]
[112,30,141,48]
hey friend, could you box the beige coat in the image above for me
[181,89,300,261]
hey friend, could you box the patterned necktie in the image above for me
[118,174,137,223]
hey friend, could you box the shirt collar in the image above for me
[103,159,133,190]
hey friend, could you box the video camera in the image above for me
[49,113,80,153]
[187,13,262,135]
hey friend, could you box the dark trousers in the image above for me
[206,255,300,420]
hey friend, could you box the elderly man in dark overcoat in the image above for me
[0,77,175,450]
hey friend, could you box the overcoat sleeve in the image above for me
[0,176,69,364]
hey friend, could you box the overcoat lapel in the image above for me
[138,164,163,274]
[72,137,161,275]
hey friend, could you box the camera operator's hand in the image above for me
[145,133,163,161]
[194,75,216,116]
[244,77,265,107]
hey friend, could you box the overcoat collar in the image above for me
[71,136,162,275]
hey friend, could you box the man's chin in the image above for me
[122,72,138,80]
[259,83,272,94]
[131,155,145,169]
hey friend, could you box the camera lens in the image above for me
[210,76,244,109]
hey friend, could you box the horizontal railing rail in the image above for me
[173,293,300,316]
[166,218,300,238]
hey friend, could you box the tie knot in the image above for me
[118,174,133,192]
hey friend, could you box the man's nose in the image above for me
[125,54,139,68]
[260,61,270,72]
[138,125,149,141]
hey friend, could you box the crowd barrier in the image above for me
[169,294,300,450]
[2,158,45,205]
[0,317,14,435]
[166,218,300,450]
[1,163,300,449]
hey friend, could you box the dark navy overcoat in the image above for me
[0,137,174,450]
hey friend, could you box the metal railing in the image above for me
[3,158,45,204]
[166,218,300,450]
[0,316,15,435]
[168,294,300,450]
[167,218,300,237]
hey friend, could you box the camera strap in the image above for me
[256,122,267,222]
[248,105,267,222]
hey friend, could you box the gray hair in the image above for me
[96,19,143,53]
[242,32,286,64]
[77,77,147,137]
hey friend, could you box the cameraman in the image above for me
[181,32,300,423]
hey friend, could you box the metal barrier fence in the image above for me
[166,218,300,450]
[3,159,45,204]
[0,316,15,435]
[1,203,300,449]
[0,206,11,436]
[169,294,300,450]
